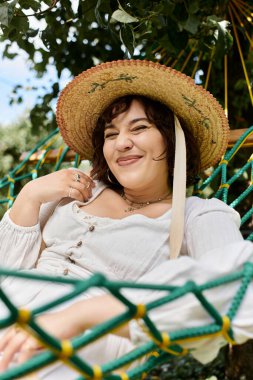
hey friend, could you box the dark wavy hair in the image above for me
[90,95,200,189]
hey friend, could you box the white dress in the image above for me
[0,181,252,378]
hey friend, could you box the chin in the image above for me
[114,174,147,189]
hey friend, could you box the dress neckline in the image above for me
[72,200,172,222]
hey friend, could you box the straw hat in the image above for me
[56,59,229,171]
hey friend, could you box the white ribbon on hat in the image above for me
[169,115,187,259]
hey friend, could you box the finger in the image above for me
[82,180,93,190]
[82,173,95,188]
[73,175,94,191]
[71,181,94,201]
[0,327,16,352]
[80,182,93,199]
[70,169,95,188]
[17,339,43,365]
[0,332,28,371]
[16,349,35,365]
[67,186,89,202]
[73,178,93,195]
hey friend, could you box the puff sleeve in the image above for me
[0,200,58,270]
[126,198,252,364]
[184,197,243,259]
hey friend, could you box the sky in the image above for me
[0,2,78,127]
[0,42,72,127]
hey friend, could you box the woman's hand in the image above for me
[9,169,95,227]
[23,169,95,205]
[0,307,83,372]
[0,295,128,372]
[0,325,42,371]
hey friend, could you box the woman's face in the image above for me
[103,99,169,190]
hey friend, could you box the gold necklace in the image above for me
[121,191,171,212]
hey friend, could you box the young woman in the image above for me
[0,60,252,378]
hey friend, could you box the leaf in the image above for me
[119,24,135,57]
[19,0,40,11]
[41,30,52,50]
[95,0,107,29]
[11,12,29,32]
[26,28,39,38]
[213,19,233,58]
[3,50,17,59]
[111,9,139,24]
[162,0,175,16]
[52,82,59,96]
[188,0,200,14]
[183,14,200,34]
[7,0,18,21]
[0,4,9,26]
[8,26,18,40]
[205,15,221,28]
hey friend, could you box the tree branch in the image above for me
[15,0,60,18]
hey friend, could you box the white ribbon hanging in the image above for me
[169,115,187,259]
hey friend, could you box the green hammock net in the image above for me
[0,127,252,379]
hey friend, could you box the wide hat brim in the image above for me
[56,59,229,170]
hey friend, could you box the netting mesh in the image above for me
[0,263,253,380]
[193,126,253,241]
[0,261,252,380]
[0,127,252,379]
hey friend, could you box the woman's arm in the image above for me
[0,169,94,270]
[9,169,94,227]
[0,295,126,371]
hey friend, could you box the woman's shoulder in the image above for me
[185,195,228,210]
[185,196,241,225]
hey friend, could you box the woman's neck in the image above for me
[122,185,172,204]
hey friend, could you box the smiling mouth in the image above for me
[117,156,142,166]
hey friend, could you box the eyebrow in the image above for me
[104,118,150,131]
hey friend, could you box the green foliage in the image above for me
[146,348,226,379]
[0,115,47,178]
[1,0,251,131]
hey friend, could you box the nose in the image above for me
[115,131,133,151]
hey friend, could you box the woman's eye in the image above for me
[132,125,148,132]
[104,132,118,139]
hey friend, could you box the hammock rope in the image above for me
[0,262,252,379]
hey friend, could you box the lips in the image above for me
[116,155,143,166]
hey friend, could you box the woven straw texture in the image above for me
[56,60,229,170]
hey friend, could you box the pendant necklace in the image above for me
[121,191,171,213]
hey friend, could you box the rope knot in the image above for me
[59,340,74,359]
[159,332,171,350]
[7,175,15,183]
[219,159,228,165]
[134,304,146,319]
[16,308,31,325]
[219,183,230,189]
[221,315,236,345]
[119,373,129,380]
[91,365,103,380]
